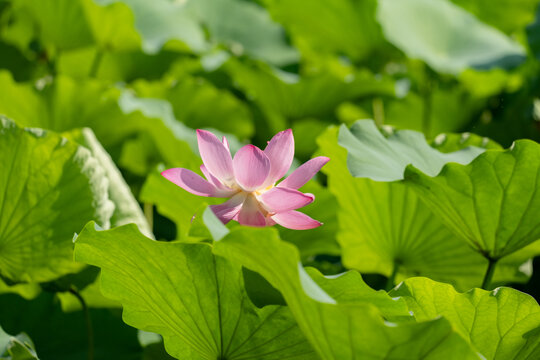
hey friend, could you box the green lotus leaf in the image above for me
[377,0,526,74]
[213,226,479,360]
[319,126,505,289]
[391,277,540,359]
[0,117,112,283]
[74,222,314,360]
[404,139,540,259]
[338,120,486,182]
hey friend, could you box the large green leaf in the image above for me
[261,0,384,60]
[405,140,540,259]
[0,118,112,282]
[338,120,485,182]
[318,126,524,290]
[213,227,479,360]
[74,223,315,360]
[377,0,526,74]
[391,277,540,359]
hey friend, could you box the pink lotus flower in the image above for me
[162,129,329,229]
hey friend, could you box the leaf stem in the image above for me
[372,97,385,126]
[386,262,400,291]
[88,49,104,78]
[421,64,434,136]
[69,288,94,360]
[481,257,498,290]
[144,202,154,232]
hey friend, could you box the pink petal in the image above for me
[271,211,322,230]
[197,129,235,185]
[233,145,270,191]
[259,187,314,213]
[278,156,330,190]
[263,129,294,186]
[200,164,227,189]
[237,195,267,227]
[161,168,233,197]
[210,193,246,224]
[222,136,230,152]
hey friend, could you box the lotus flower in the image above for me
[162,129,329,229]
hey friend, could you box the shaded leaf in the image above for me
[0,292,142,360]
[262,0,384,60]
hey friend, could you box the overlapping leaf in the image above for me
[74,223,314,360]
[338,120,485,182]
[213,226,479,360]
[318,126,525,290]
[405,140,540,259]
[391,277,540,359]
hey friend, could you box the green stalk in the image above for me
[144,202,154,232]
[88,49,104,78]
[386,262,400,291]
[421,67,433,137]
[481,257,498,290]
[69,288,94,360]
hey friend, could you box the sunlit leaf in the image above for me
[405,140,540,259]
[74,222,314,360]
[338,120,485,182]
[391,277,540,359]
[0,118,113,283]
[319,126,511,290]
[213,227,479,360]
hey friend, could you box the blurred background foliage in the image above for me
[1,0,540,358]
